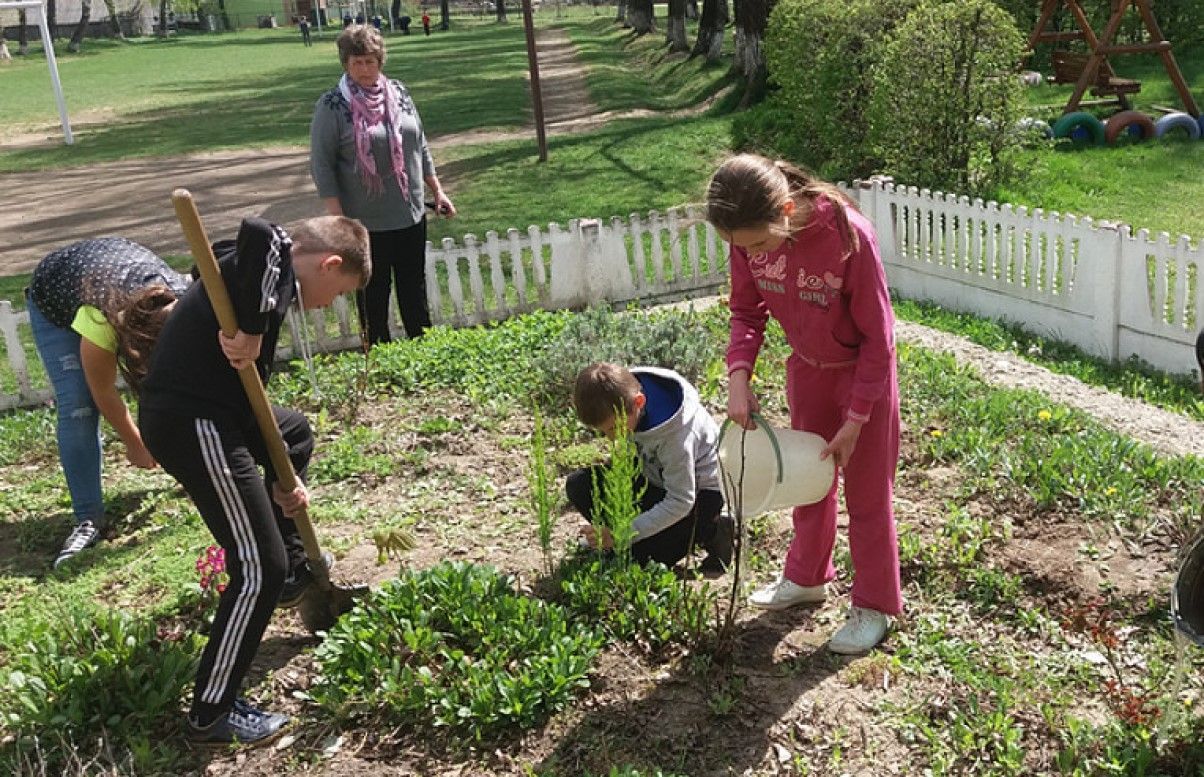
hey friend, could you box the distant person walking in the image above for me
[421,10,431,35]
[399,14,412,33]
[298,15,312,46]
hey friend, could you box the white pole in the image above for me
[0,1,73,145]
[33,4,72,145]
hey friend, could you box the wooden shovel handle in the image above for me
[170,189,329,576]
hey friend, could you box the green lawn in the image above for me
[0,22,532,172]
[1002,45,1204,237]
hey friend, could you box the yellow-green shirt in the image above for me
[71,305,117,354]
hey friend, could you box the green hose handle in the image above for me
[717,412,784,485]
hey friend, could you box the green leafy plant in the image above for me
[590,405,642,565]
[529,404,557,576]
[310,561,601,742]
[559,554,716,655]
[0,607,200,772]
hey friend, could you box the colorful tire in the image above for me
[1052,111,1105,145]
[1154,111,1201,140]
[1104,111,1156,144]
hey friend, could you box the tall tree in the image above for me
[47,0,58,37]
[732,0,771,103]
[101,0,125,38]
[666,0,687,51]
[68,0,91,51]
[439,0,449,29]
[496,0,506,22]
[627,0,654,33]
[691,0,726,62]
[157,0,168,35]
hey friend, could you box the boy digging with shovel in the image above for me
[139,214,370,746]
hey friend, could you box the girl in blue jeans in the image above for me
[27,238,190,568]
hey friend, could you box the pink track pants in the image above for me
[782,354,903,616]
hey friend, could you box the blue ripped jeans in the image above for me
[27,294,105,527]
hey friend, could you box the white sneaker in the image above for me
[828,606,890,655]
[748,576,826,610]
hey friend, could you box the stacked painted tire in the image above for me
[1053,111,1106,145]
[1154,111,1201,140]
[1104,110,1156,143]
[1052,110,1203,146]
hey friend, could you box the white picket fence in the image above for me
[1,183,1200,412]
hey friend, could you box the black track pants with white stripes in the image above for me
[141,405,312,720]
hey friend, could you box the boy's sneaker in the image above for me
[54,520,100,569]
[278,550,334,608]
[187,698,289,747]
[701,513,736,571]
[748,576,826,610]
[828,606,891,655]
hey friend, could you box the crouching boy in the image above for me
[139,216,370,747]
[567,362,732,569]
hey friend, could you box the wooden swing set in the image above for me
[1027,0,1199,117]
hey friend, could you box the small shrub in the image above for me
[868,0,1027,195]
[529,306,717,412]
[559,554,716,654]
[0,607,200,771]
[529,405,557,576]
[591,405,643,564]
[310,561,601,742]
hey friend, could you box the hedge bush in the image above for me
[764,0,923,181]
[868,0,1027,195]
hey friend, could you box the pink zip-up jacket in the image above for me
[725,196,896,424]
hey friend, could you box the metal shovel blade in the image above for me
[297,577,371,634]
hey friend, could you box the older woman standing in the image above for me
[310,25,455,344]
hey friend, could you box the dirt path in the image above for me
[897,320,1204,459]
[0,27,675,276]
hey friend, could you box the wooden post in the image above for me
[520,0,548,162]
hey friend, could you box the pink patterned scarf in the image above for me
[340,73,409,198]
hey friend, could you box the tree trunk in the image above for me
[439,0,449,29]
[46,0,58,37]
[627,0,654,34]
[666,0,687,52]
[157,0,168,35]
[18,10,29,54]
[615,0,627,25]
[496,0,506,22]
[691,0,726,62]
[101,0,125,37]
[68,0,91,52]
[732,0,770,102]
[217,0,230,30]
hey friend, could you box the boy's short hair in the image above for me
[288,216,372,290]
[573,362,640,427]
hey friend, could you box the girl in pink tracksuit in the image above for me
[706,153,901,655]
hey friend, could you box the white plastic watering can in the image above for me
[716,414,836,517]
